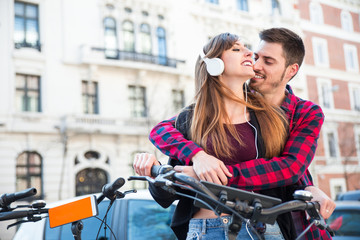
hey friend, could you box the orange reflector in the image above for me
[48,195,98,228]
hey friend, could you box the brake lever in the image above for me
[7,220,26,229]
[128,176,156,184]
[305,202,334,236]
[115,189,137,199]
[7,216,43,229]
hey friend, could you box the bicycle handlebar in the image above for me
[129,165,333,238]
[102,177,125,199]
[0,207,48,221]
[0,188,37,209]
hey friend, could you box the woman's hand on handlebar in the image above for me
[133,153,160,177]
[192,151,232,185]
[173,166,199,180]
[305,186,336,219]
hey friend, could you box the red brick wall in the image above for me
[338,122,356,157]
[303,31,360,71]
[322,4,342,28]
[299,0,360,33]
[332,80,351,110]
[306,75,319,103]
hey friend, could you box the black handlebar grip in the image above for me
[151,165,173,177]
[102,177,125,199]
[0,188,37,208]
[151,165,162,177]
[313,201,320,210]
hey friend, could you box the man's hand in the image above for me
[192,151,232,185]
[305,186,336,219]
[133,153,160,177]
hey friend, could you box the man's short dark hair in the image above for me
[259,28,305,68]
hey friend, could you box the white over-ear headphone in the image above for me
[199,50,224,76]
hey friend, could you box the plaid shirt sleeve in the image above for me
[149,116,203,165]
[149,99,323,191]
[227,101,324,191]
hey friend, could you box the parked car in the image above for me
[336,190,360,201]
[326,201,360,240]
[13,190,176,240]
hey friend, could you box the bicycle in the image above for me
[128,164,334,240]
[0,177,135,240]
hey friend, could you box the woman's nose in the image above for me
[245,48,253,57]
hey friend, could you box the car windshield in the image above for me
[326,209,360,236]
[127,199,176,239]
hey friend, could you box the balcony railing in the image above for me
[15,41,41,51]
[91,47,185,68]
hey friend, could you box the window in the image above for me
[15,74,41,112]
[139,23,152,54]
[122,20,135,52]
[309,2,323,24]
[341,11,353,32]
[312,37,329,67]
[157,27,167,65]
[172,90,185,111]
[356,129,360,160]
[329,178,346,199]
[82,80,99,114]
[104,17,118,59]
[318,79,334,109]
[344,44,359,72]
[271,0,281,15]
[356,130,360,160]
[129,85,147,117]
[75,168,108,196]
[16,151,43,199]
[327,132,338,158]
[350,86,360,111]
[124,7,132,13]
[327,209,360,237]
[14,1,40,50]
[206,0,219,4]
[236,0,248,11]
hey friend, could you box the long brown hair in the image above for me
[190,33,288,159]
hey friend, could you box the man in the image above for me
[135,28,334,239]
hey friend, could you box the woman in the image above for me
[134,32,293,239]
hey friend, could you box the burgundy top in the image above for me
[206,122,257,165]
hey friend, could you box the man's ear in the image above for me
[286,63,299,81]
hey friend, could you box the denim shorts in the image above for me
[186,216,285,240]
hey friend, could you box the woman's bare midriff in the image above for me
[193,208,230,219]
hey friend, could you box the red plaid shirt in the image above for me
[149,85,331,239]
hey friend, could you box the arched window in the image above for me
[139,23,152,54]
[341,11,353,32]
[122,20,135,52]
[157,27,167,65]
[75,168,108,196]
[103,17,118,58]
[271,0,281,15]
[309,2,323,24]
[16,151,43,199]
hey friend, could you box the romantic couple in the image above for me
[133,28,335,240]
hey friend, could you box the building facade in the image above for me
[0,0,359,238]
[298,0,360,199]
